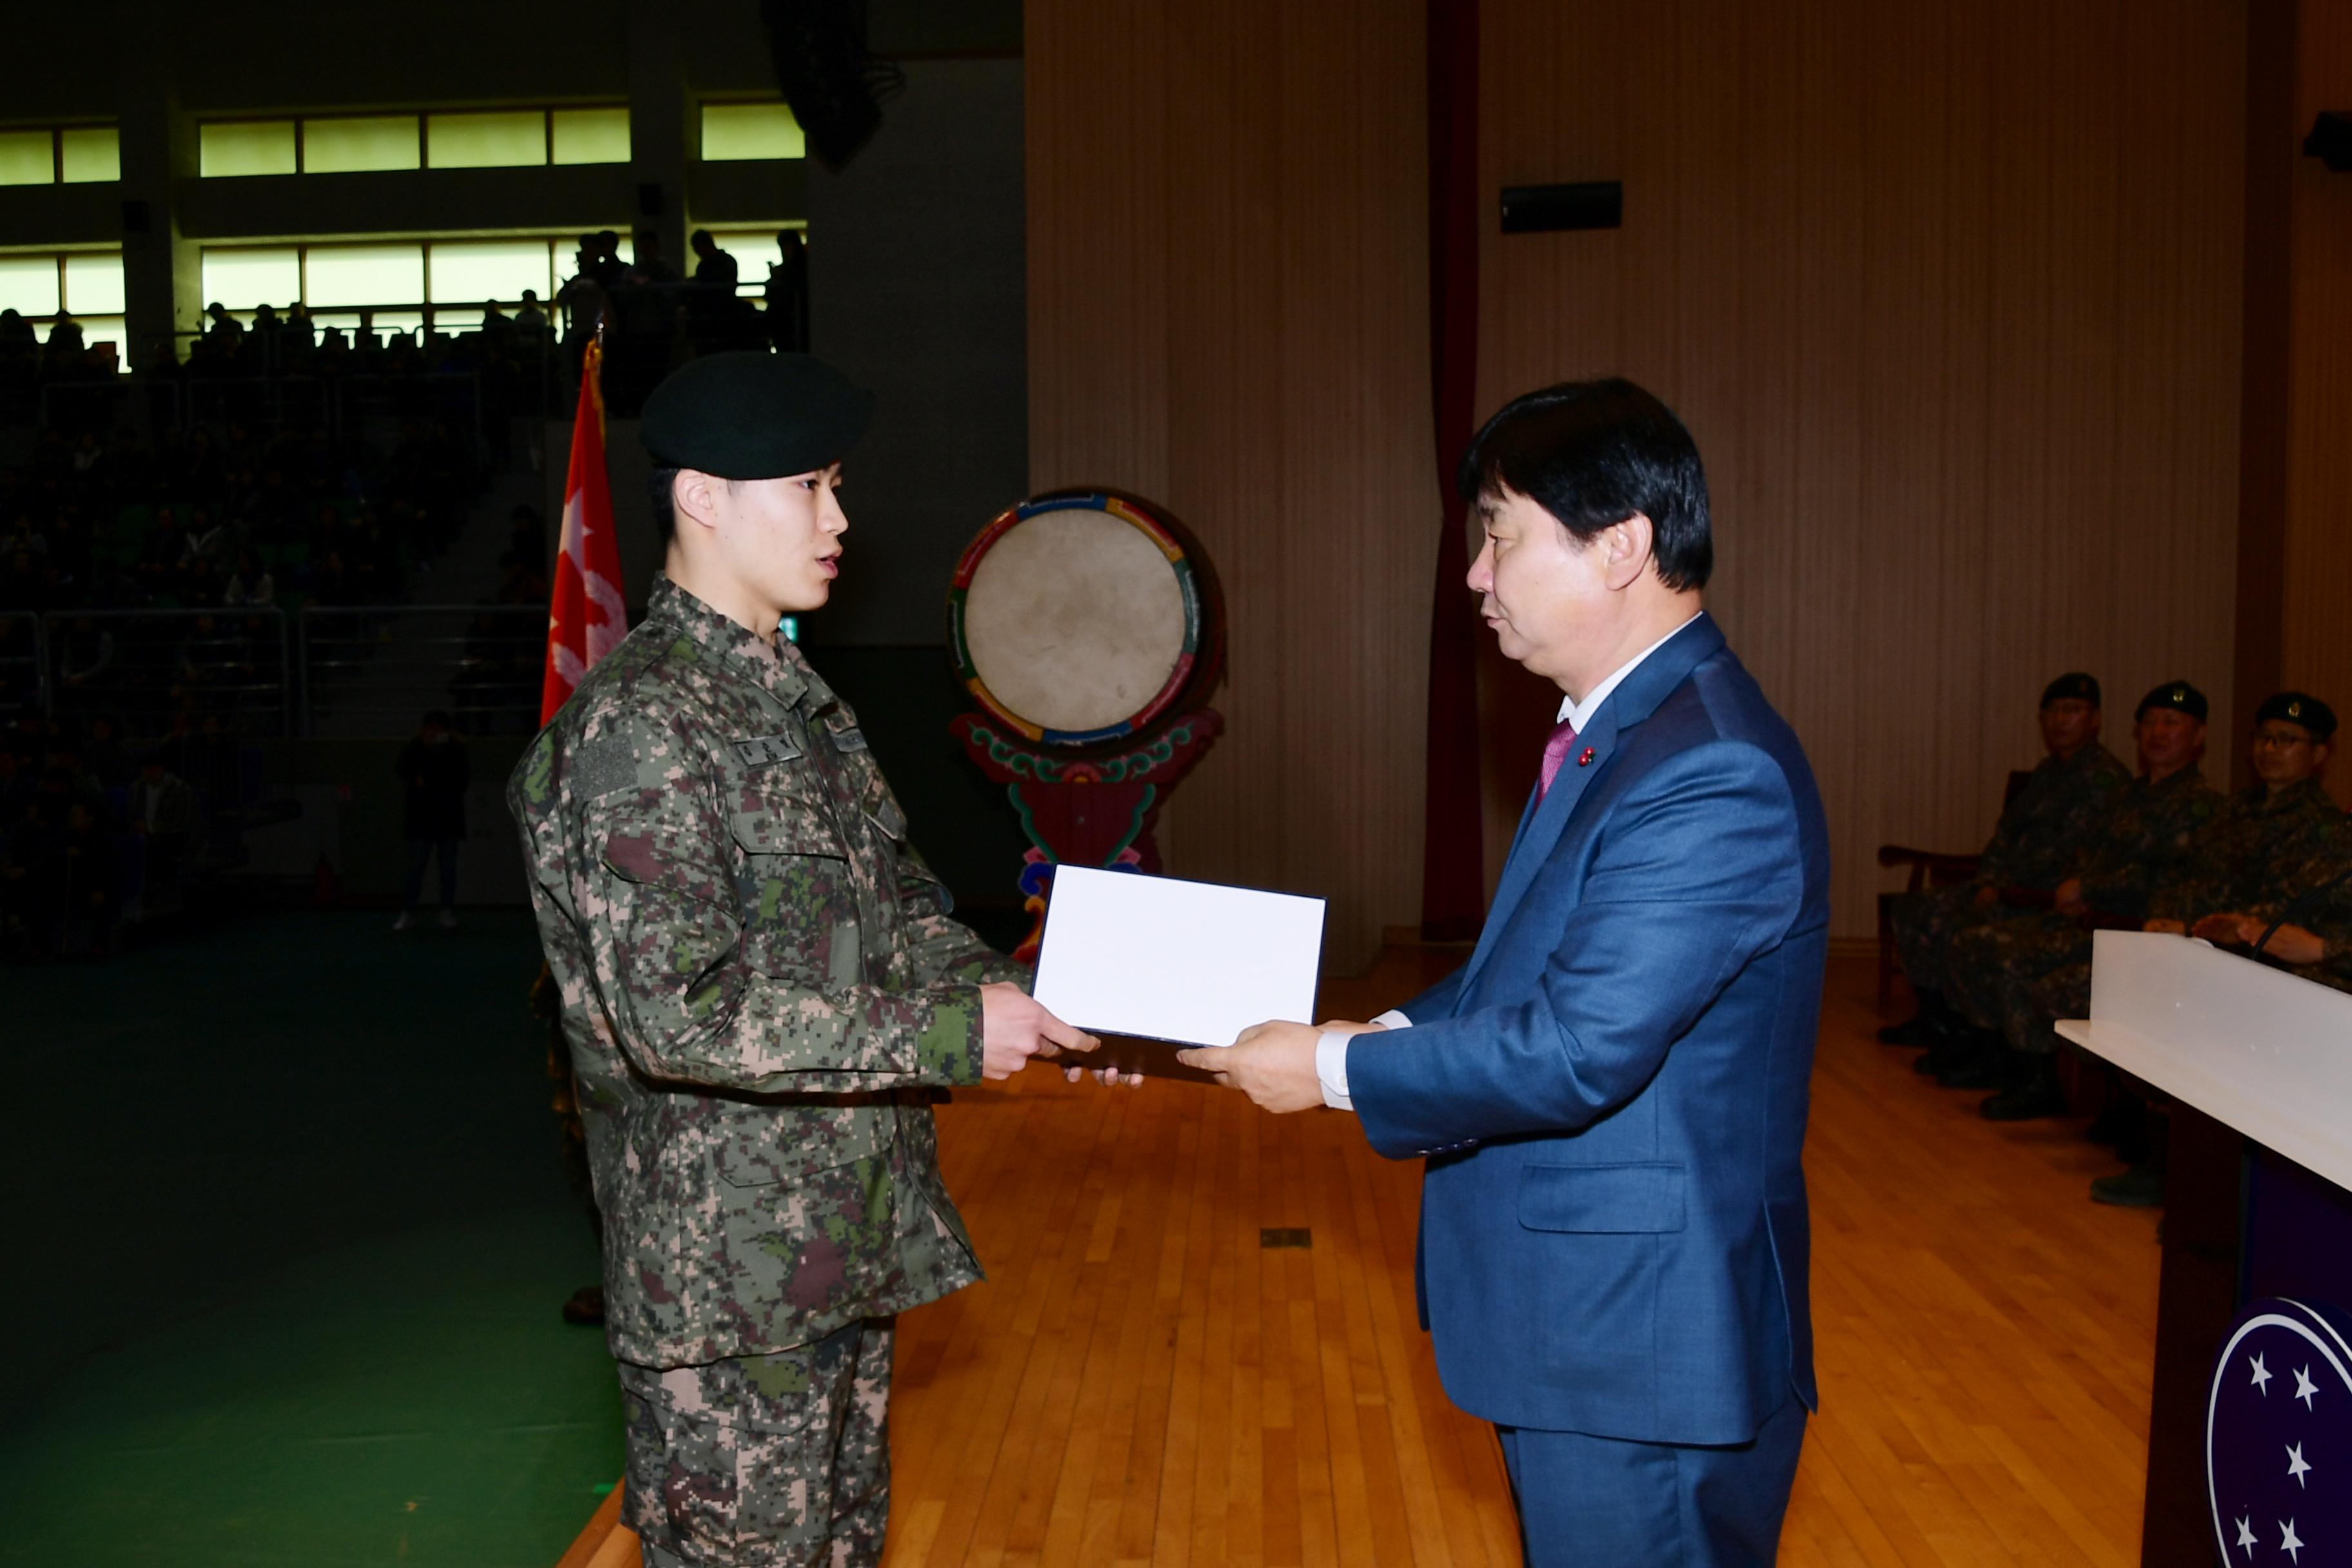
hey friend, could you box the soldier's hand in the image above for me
[2144,919,2187,936]
[2053,877,2088,917]
[1972,885,2000,908]
[977,983,1101,1079]
[1066,1063,1147,1088]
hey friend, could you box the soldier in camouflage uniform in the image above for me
[1881,672,2132,1063]
[2030,692,2342,1208]
[1939,681,2222,1116]
[510,353,1104,1567]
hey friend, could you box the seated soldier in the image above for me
[1881,672,2132,1063]
[1939,681,2220,1114]
[2018,691,2339,1208]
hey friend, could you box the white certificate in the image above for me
[1031,865,1326,1048]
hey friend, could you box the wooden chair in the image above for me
[1876,770,2034,1012]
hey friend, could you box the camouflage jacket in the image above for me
[2151,778,2347,927]
[2071,764,2224,924]
[1975,741,2133,892]
[508,576,1024,1369]
[2270,833,2352,994]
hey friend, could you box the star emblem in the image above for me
[2295,1366,2320,1410]
[2253,1353,2273,1394]
[2235,1514,2257,1557]
[2280,1518,2303,1563]
[2287,1441,2311,1487]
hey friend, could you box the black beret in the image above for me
[2136,680,2208,721]
[639,352,874,479]
[2256,691,2337,740]
[2041,672,2101,707]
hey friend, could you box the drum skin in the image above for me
[948,491,1222,746]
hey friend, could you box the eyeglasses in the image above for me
[2250,729,2315,750]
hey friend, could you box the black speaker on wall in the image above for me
[121,199,150,235]
[637,182,665,218]
[2306,112,2352,173]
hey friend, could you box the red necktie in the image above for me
[1538,717,1579,799]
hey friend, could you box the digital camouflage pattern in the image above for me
[2007,778,2352,1047]
[1972,739,2134,892]
[2150,777,2346,928]
[509,576,1025,1369]
[622,1318,892,1567]
[1887,740,2133,994]
[1943,763,2224,1050]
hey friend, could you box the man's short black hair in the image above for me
[649,467,680,542]
[1457,378,1712,592]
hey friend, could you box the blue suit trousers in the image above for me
[1498,1398,1807,1567]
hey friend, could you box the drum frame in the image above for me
[946,491,1210,747]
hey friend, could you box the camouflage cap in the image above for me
[2041,671,2101,708]
[2255,691,2337,740]
[640,352,874,480]
[2136,680,2208,721]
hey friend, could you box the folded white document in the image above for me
[1031,865,1326,1048]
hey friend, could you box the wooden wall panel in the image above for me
[1474,0,2248,937]
[1026,0,1436,970]
[2280,0,2352,798]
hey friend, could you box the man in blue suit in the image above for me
[1181,379,1829,1565]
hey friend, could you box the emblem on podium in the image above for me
[2206,1296,2352,1563]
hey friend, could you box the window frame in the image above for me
[196,105,632,177]
[0,122,122,186]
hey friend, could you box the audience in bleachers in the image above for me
[1882,677,2351,1211]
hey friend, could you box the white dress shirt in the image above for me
[1316,612,1704,1111]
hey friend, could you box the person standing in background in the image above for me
[393,709,468,931]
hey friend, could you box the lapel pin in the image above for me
[1578,747,1596,767]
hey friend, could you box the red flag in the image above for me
[541,337,627,725]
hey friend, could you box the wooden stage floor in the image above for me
[560,952,2160,1567]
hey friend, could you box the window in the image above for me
[700,103,805,162]
[303,116,420,174]
[201,121,297,177]
[428,240,554,308]
[0,250,128,365]
[0,124,121,185]
[200,237,585,339]
[199,106,629,176]
[551,107,630,165]
[426,112,545,170]
[59,128,120,183]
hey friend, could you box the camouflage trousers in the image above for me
[1889,883,2013,997]
[621,1317,894,1568]
[1944,912,2092,1055]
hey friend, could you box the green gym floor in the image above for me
[0,907,619,1567]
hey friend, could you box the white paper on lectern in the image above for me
[1031,866,1326,1048]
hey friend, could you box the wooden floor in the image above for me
[560,952,2161,1567]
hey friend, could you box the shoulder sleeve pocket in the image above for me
[1517,1162,1687,1233]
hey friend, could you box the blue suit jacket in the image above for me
[1349,614,1827,1446]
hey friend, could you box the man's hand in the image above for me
[1064,1063,1148,1088]
[1175,1019,1326,1113]
[2144,918,2186,936]
[977,983,1099,1081]
[1972,885,2000,908]
[2053,877,2088,917]
[2191,912,2261,946]
[2256,923,2328,965]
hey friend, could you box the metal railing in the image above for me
[37,607,293,742]
[299,603,544,738]
[3,602,546,742]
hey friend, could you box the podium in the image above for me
[2057,934,2352,1567]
